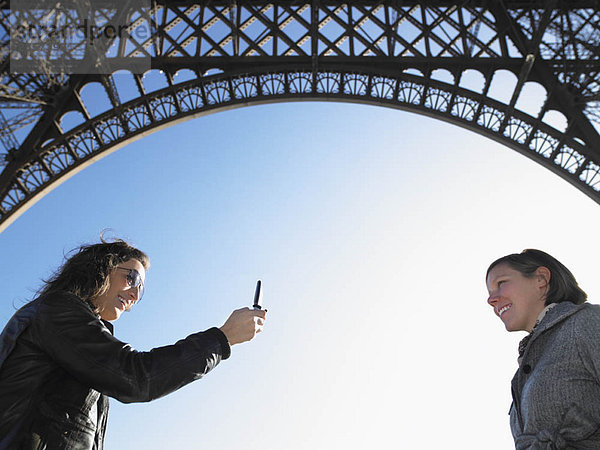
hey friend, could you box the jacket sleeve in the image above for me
[574,304,600,383]
[32,292,231,404]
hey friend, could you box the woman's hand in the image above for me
[219,307,267,346]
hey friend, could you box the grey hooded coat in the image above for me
[510,301,600,449]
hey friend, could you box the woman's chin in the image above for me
[100,308,122,322]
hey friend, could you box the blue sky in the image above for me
[1,100,600,449]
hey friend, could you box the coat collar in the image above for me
[0,292,115,372]
[523,301,586,353]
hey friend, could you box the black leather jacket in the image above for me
[0,291,231,449]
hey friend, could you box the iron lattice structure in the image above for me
[0,0,599,232]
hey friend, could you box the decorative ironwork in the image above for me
[0,1,599,232]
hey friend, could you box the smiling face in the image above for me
[91,259,146,322]
[486,263,549,332]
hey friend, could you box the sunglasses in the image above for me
[116,267,145,301]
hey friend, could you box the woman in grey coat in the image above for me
[486,249,598,449]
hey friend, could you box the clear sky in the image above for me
[1,100,600,449]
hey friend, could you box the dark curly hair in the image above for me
[486,249,587,305]
[38,238,150,309]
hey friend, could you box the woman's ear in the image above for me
[536,266,551,289]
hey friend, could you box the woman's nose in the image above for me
[487,293,497,306]
[128,286,141,302]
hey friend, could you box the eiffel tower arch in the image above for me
[1,1,599,232]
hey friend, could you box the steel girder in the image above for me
[0,1,599,232]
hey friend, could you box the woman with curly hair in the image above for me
[0,238,266,449]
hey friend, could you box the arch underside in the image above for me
[0,65,597,232]
[1,1,600,232]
